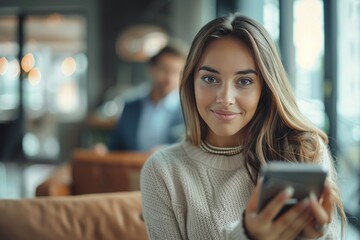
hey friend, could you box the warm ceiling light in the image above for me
[28,67,41,86]
[21,53,35,72]
[116,25,169,62]
[143,32,168,56]
[46,14,63,26]
[61,57,76,76]
[0,57,9,75]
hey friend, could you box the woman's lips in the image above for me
[211,110,240,121]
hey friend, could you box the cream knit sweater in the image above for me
[140,141,339,240]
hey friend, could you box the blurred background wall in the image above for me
[0,0,359,237]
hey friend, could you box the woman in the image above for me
[141,13,345,239]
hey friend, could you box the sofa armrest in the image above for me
[0,191,147,240]
[35,163,72,196]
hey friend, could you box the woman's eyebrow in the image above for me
[235,69,257,75]
[199,65,257,75]
[198,65,219,73]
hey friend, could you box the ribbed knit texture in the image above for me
[140,141,340,240]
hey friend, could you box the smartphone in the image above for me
[257,161,328,216]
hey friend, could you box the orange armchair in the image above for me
[36,149,151,197]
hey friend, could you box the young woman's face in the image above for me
[194,36,262,147]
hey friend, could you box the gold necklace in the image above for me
[200,141,243,156]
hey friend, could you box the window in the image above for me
[337,0,360,225]
[21,14,87,160]
[293,0,326,131]
[1,13,88,161]
[264,0,279,44]
[0,15,19,122]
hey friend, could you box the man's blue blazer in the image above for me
[107,97,184,151]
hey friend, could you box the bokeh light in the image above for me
[28,67,42,86]
[21,53,35,72]
[0,57,9,75]
[61,57,76,76]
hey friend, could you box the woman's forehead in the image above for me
[196,36,256,73]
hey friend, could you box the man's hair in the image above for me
[149,43,187,65]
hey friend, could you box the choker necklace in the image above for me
[200,141,243,156]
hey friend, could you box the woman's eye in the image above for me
[202,76,218,84]
[237,79,252,86]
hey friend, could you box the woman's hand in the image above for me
[244,180,312,240]
[299,180,334,239]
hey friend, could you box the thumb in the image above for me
[246,178,263,213]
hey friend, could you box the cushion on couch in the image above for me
[0,191,147,240]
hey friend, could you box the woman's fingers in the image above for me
[256,186,294,224]
[299,181,334,239]
[246,180,335,240]
[272,198,310,236]
[308,190,332,227]
[248,194,312,239]
[278,207,312,240]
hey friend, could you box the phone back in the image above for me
[258,162,328,214]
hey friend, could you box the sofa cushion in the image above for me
[0,191,147,240]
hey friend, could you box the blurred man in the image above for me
[107,44,187,151]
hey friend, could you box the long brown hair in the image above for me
[179,13,345,236]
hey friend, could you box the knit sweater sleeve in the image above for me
[140,154,184,240]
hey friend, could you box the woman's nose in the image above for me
[216,85,235,105]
